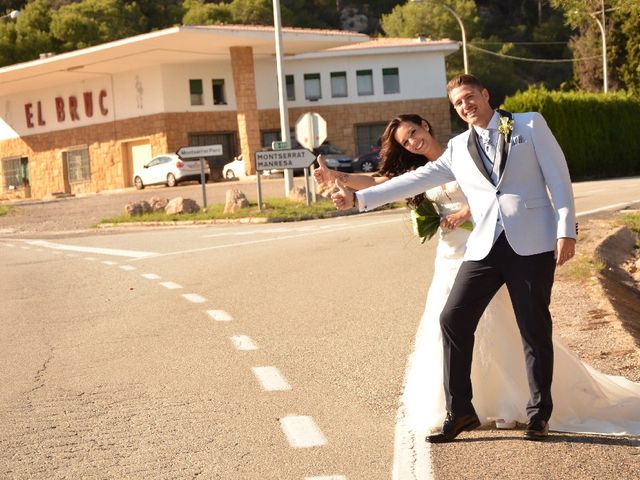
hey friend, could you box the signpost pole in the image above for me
[199,157,208,209]
[256,154,263,212]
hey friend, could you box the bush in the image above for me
[502,87,640,180]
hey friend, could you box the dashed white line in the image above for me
[279,416,327,448]
[182,293,206,304]
[141,273,161,280]
[102,260,118,265]
[160,281,182,289]
[119,265,136,271]
[3,243,15,247]
[206,309,233,321]
[20,246,30,250]
[251,366,292,391]
[84,257,97,261]
[230,335,258,351]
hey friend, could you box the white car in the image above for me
[133,154,210,189]
[222,156,246,179]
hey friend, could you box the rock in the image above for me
[149,196,168,212]
[288,186,308,202]
[124,200,152,216]
[164,197,200,215]
[223,189,249,213]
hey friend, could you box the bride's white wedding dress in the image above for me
[400,181,640,436]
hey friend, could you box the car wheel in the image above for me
[167,173,177,187]
[134,176,144,190]
[225,169,236,180]
[360,160,377,173]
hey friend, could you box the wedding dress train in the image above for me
[400,182,640,436]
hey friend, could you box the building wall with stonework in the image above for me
[0,32,457,200]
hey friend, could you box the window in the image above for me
[355,123,387,155]
[383,67,400,94]
[286,75,295,101]
[2,157,24,189]
[330,72,348,98]
[212,79,226,105]
[356,69,374,96]
[63,147,91,183]
[189,79,203,105]
[304,73,321,101]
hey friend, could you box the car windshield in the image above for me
[319,145,343,155]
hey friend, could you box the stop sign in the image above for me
[295,112,327,150]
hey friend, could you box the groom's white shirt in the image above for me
[355,112,577,261]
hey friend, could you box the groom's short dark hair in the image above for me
[447,74,485,93]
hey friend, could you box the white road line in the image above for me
[207,309,233,321]
[230,335,258,351]
[20,246,30,249]
[305,476,347,480]
[84,257,96,261]
[577,201,639,217]
[279,416,327,448]
[2,243,15,247]
[119,265,136,271]
[251,366,292,391]
[102,260,118,265]
[66,253,78,257]
[25,239,157,258]
[182,293,206,304]
[141,273,161,280]
[134,218,399,260]
[159,281,182,289]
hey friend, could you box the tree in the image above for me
[13,0,55,62]
[381,0,480,40]
[49,0,147,51]
[182,0,233,25]
[550,0,640,92]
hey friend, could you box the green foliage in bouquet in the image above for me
[410,198,473,244]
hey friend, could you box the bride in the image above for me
[314,113,640,438]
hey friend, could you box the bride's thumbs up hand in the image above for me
[313,154,335,186]
[331,178,355,210]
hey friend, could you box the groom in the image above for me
[332,74,577,442]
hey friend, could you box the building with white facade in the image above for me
[0,25,457,199]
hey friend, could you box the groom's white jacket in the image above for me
[356,112,577,261]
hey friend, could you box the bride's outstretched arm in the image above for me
[313,155,387,191]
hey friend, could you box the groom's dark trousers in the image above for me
[440,232,557,422]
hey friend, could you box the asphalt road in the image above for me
[0,176,639,479]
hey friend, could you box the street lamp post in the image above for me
[411,0,468,74]
[272,0,295,196]
[0,10,20,20]
[590,1,608,93]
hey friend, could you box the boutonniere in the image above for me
[498,115,514,137]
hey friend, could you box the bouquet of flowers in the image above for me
[410,198,473,244]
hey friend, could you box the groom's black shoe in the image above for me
[524,419,549,441]
[426,412,481,443]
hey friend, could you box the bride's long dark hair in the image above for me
[378,114,432,208]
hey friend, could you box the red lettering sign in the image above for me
[37,101,46,126]
[83,92,93,117]
[99,89,108,116]
[69,95,80,121]
[55,97,65,122]
[24,103,34,128]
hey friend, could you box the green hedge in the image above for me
[502,87,640,180]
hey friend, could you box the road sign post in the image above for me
[295,113,327,204]
[176,144,223,209]
[254,149,316,208]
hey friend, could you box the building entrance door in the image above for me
[123,140,152,187]
[188,132,236,180]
